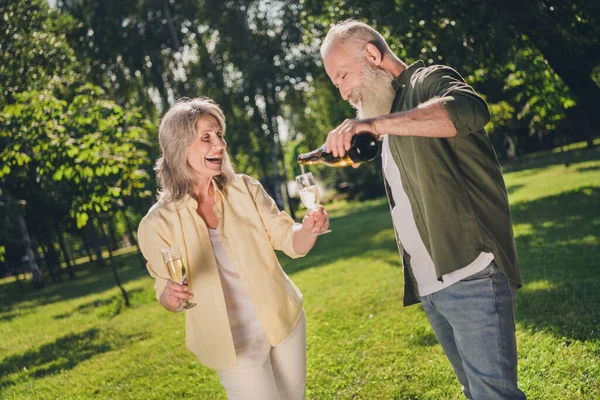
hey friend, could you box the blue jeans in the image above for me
[421,262,526,399]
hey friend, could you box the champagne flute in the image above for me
[161,247,196,310]
[295,172,331,235]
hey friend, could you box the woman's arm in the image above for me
[292,206,329,255]
[138,218,195,312]
[244,175,328,258]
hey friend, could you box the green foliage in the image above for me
[486,100,516,135]
[0,0,80,108]
[0,85,153,229]
[301,0,599,147]
[503,47,576,135]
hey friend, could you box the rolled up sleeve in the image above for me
[137,218,171,302]
[244,176,306,259]
[423,66,491,135]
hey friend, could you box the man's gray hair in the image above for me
[155,97,235,203]
[320,19,393,60]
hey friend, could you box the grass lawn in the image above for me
[1,145,599,399]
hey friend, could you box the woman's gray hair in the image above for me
[320,19,393,60]
[154,97,235,203]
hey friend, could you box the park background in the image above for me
[1,0,599,399]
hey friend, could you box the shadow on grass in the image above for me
[506,184,525,196]
[0,328,150,389]
[575,165,600,173]
[407,325,439,347]
[52,288,146,320]
[0,253,149,317]
[501,145,599,174]
[289,185,600,345]
[281,200,399,275]
[511,186,600,342]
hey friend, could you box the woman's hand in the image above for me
[302,205,329,234]
[293,205,329,255]
[160,279,194,312]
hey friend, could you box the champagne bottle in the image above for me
[297,132,379,167]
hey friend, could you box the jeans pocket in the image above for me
[460,261,498,282]
[491,268,516,329]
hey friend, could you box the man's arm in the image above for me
[326,67,490,157]
[372,98,457,138]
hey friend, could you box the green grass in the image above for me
[2,145,600,399]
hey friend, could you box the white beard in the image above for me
[350,61,396,120]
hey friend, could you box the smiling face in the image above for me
[323,41,396,119]
[323,41,365,106]
[187,114,227,181]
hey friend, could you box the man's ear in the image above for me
[364,43,383,66]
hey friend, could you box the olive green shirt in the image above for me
[384,61,521,306]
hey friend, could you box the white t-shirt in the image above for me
[209,227,265,344]
[381,135,494,296]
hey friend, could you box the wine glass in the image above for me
[295,172,331,235]
[161,246,197,310]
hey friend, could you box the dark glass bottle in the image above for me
[297,132,379,167]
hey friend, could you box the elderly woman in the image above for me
[138,97,328,400]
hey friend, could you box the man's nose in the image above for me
[339,86,351,101]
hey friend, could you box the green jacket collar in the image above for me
[392,60,425,92]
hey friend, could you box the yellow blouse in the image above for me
[138,174,305,369]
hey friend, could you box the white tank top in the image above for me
[209,227,265,344]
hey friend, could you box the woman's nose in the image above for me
[213,137,226,148]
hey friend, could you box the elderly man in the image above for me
[321,20,526,399]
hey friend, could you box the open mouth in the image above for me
[205,155,222,165]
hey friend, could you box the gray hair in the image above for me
[154,97,235,203]
[320,19,393,60]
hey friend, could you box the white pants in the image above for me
[217,311,306,400]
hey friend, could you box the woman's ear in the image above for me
[364,43,383,66]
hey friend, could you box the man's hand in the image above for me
[325,118,377,157]
[160,279,194,312]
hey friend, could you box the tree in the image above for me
[59,0,319,212]
[301,0,599,147]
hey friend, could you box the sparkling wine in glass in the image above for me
[295,172,331,234]
[161,247,196,310]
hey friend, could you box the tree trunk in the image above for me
[88,222,106,268]
[107,218,119,251]
[44,235,63,282]
[124,212,146,269]
[81,231,95,265]
[17,209,43,290]
[164,1,181,48]
[67,237,79,267]
[53,218,76,280]
[583,108,594,149]
[261,89,285,211]
[276,127,296,220]
[34,225,58,283]
[11,265,23,289]
[100,220,130,307]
